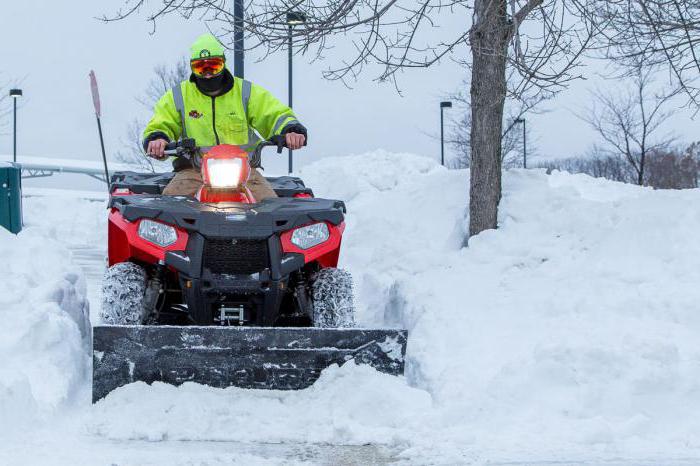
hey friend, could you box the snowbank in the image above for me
[306,154,700,460]
[90,362,432,445]
[0,220,91,431]
[21,194,108,248]
[8,151,700,463]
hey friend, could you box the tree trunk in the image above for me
[467,0,510,241]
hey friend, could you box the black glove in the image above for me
[142,131,170,152]
[281,123,308,145]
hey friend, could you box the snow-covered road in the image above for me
[1,425,402,465]
[4,151,700,464]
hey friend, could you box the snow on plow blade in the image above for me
[92,326,407,402]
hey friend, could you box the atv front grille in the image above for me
[203,238,270,275]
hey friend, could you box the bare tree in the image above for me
[115,119,161,172]
[448,107,538,169]
[539,142,700,190]
[0,97,8,136]
[103,1,596,241]
[578,63,677,185]
[645,147,698,189]
[591,0,700,107]
[137,60,191,108]
[447,80,547,169]
[0,76,14,136]
[115,58,190,171]
[538,151,634,182]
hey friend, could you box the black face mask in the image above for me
[196,73,225,94]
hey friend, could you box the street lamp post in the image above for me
[440,101,452,166]
[233,0,244,78]
[286,11,306,174]
[515,117,527,168]
[9,89,22,163]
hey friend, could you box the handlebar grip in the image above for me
[268,135,287,154]
[163,138,196,151]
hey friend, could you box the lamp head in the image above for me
[286,12,307,25]
[440,101,452,108]
[9,89,22,98]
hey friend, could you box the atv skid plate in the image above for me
[92,326,407,402]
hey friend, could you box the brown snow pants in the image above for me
[162,167,278,201]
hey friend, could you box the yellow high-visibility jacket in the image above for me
[143,72,302,152]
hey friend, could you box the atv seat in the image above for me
[110,171,314,198]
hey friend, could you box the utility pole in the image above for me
[233,0,244,78]
[286,12,306,174]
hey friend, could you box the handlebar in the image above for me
[249,136,290,168]
[161,136,289,168]
[163,138,197,156]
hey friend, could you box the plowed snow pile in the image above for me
[0,223,91,431]
[4,151,700,464]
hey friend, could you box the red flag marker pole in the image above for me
[89,70,110,191]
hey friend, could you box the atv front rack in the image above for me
[92,325,407,402]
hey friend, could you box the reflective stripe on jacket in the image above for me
[143,75,300,151]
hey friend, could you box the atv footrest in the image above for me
[92,325,407,402]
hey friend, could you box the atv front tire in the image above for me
[100,262,148,325]
[311,268,355,328]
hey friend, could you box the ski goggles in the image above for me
[190,57,226,77]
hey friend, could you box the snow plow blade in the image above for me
[92,326,407,402]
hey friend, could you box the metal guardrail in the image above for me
[0,154,137,184]
[11,162,108,183]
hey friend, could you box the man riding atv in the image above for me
[143,33,307,198]
[91,33,408,401]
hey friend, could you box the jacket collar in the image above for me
[189,68,235,96]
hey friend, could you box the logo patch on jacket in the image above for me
[189,110,203,119]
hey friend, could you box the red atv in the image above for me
[92,138,407,401]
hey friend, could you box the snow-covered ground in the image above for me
[2,151,700,465]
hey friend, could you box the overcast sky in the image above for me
[0,0,697,189]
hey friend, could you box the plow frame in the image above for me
[93,325,407,402]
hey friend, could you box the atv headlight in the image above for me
[138,219,178,247]
[205,157,243,188]
[291,222,330,249]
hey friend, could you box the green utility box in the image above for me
[0,165,22,234]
